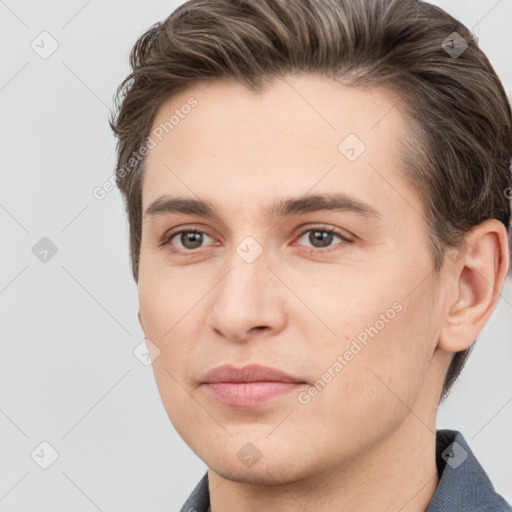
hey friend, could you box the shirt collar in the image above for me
[179,429,511,512]
[426,429,511,511]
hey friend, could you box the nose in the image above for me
[207,241,286,343]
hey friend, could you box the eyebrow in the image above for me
[143,193,381,221]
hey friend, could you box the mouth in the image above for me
[200,364,308,407]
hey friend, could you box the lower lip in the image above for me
[202,381,306,407]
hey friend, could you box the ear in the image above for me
[438,219,510,353]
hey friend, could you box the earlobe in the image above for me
[438,219,509,353]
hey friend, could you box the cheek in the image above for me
[297,269,436,419]
[137,274,200,406]
[138,280,203,438]
[137,262,199,340]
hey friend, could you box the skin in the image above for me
[136,74,509,511]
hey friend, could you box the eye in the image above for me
[161,225,353,254]
[294,225,352,251]
[164,229,215,251]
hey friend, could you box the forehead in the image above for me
[141,74,423,223]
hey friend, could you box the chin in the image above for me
[202,443,316,487]
[209,461,304,487]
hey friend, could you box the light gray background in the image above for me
[1,0,511,510]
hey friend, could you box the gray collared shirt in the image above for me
[179,429,511,511]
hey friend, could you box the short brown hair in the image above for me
[109,0,512,400]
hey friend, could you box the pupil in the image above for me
[182,232,203,249]
[310,230,332,248]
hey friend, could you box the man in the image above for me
[109,0,512,510]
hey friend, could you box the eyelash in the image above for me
[160,225,353,254]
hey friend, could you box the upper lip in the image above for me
[201,364,305,384]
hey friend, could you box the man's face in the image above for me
[137,75,447,484]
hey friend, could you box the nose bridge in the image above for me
[208,233,279,340]
[217,233,270,310]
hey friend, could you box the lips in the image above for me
[201,364,305,384]
[200,364,307,407]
